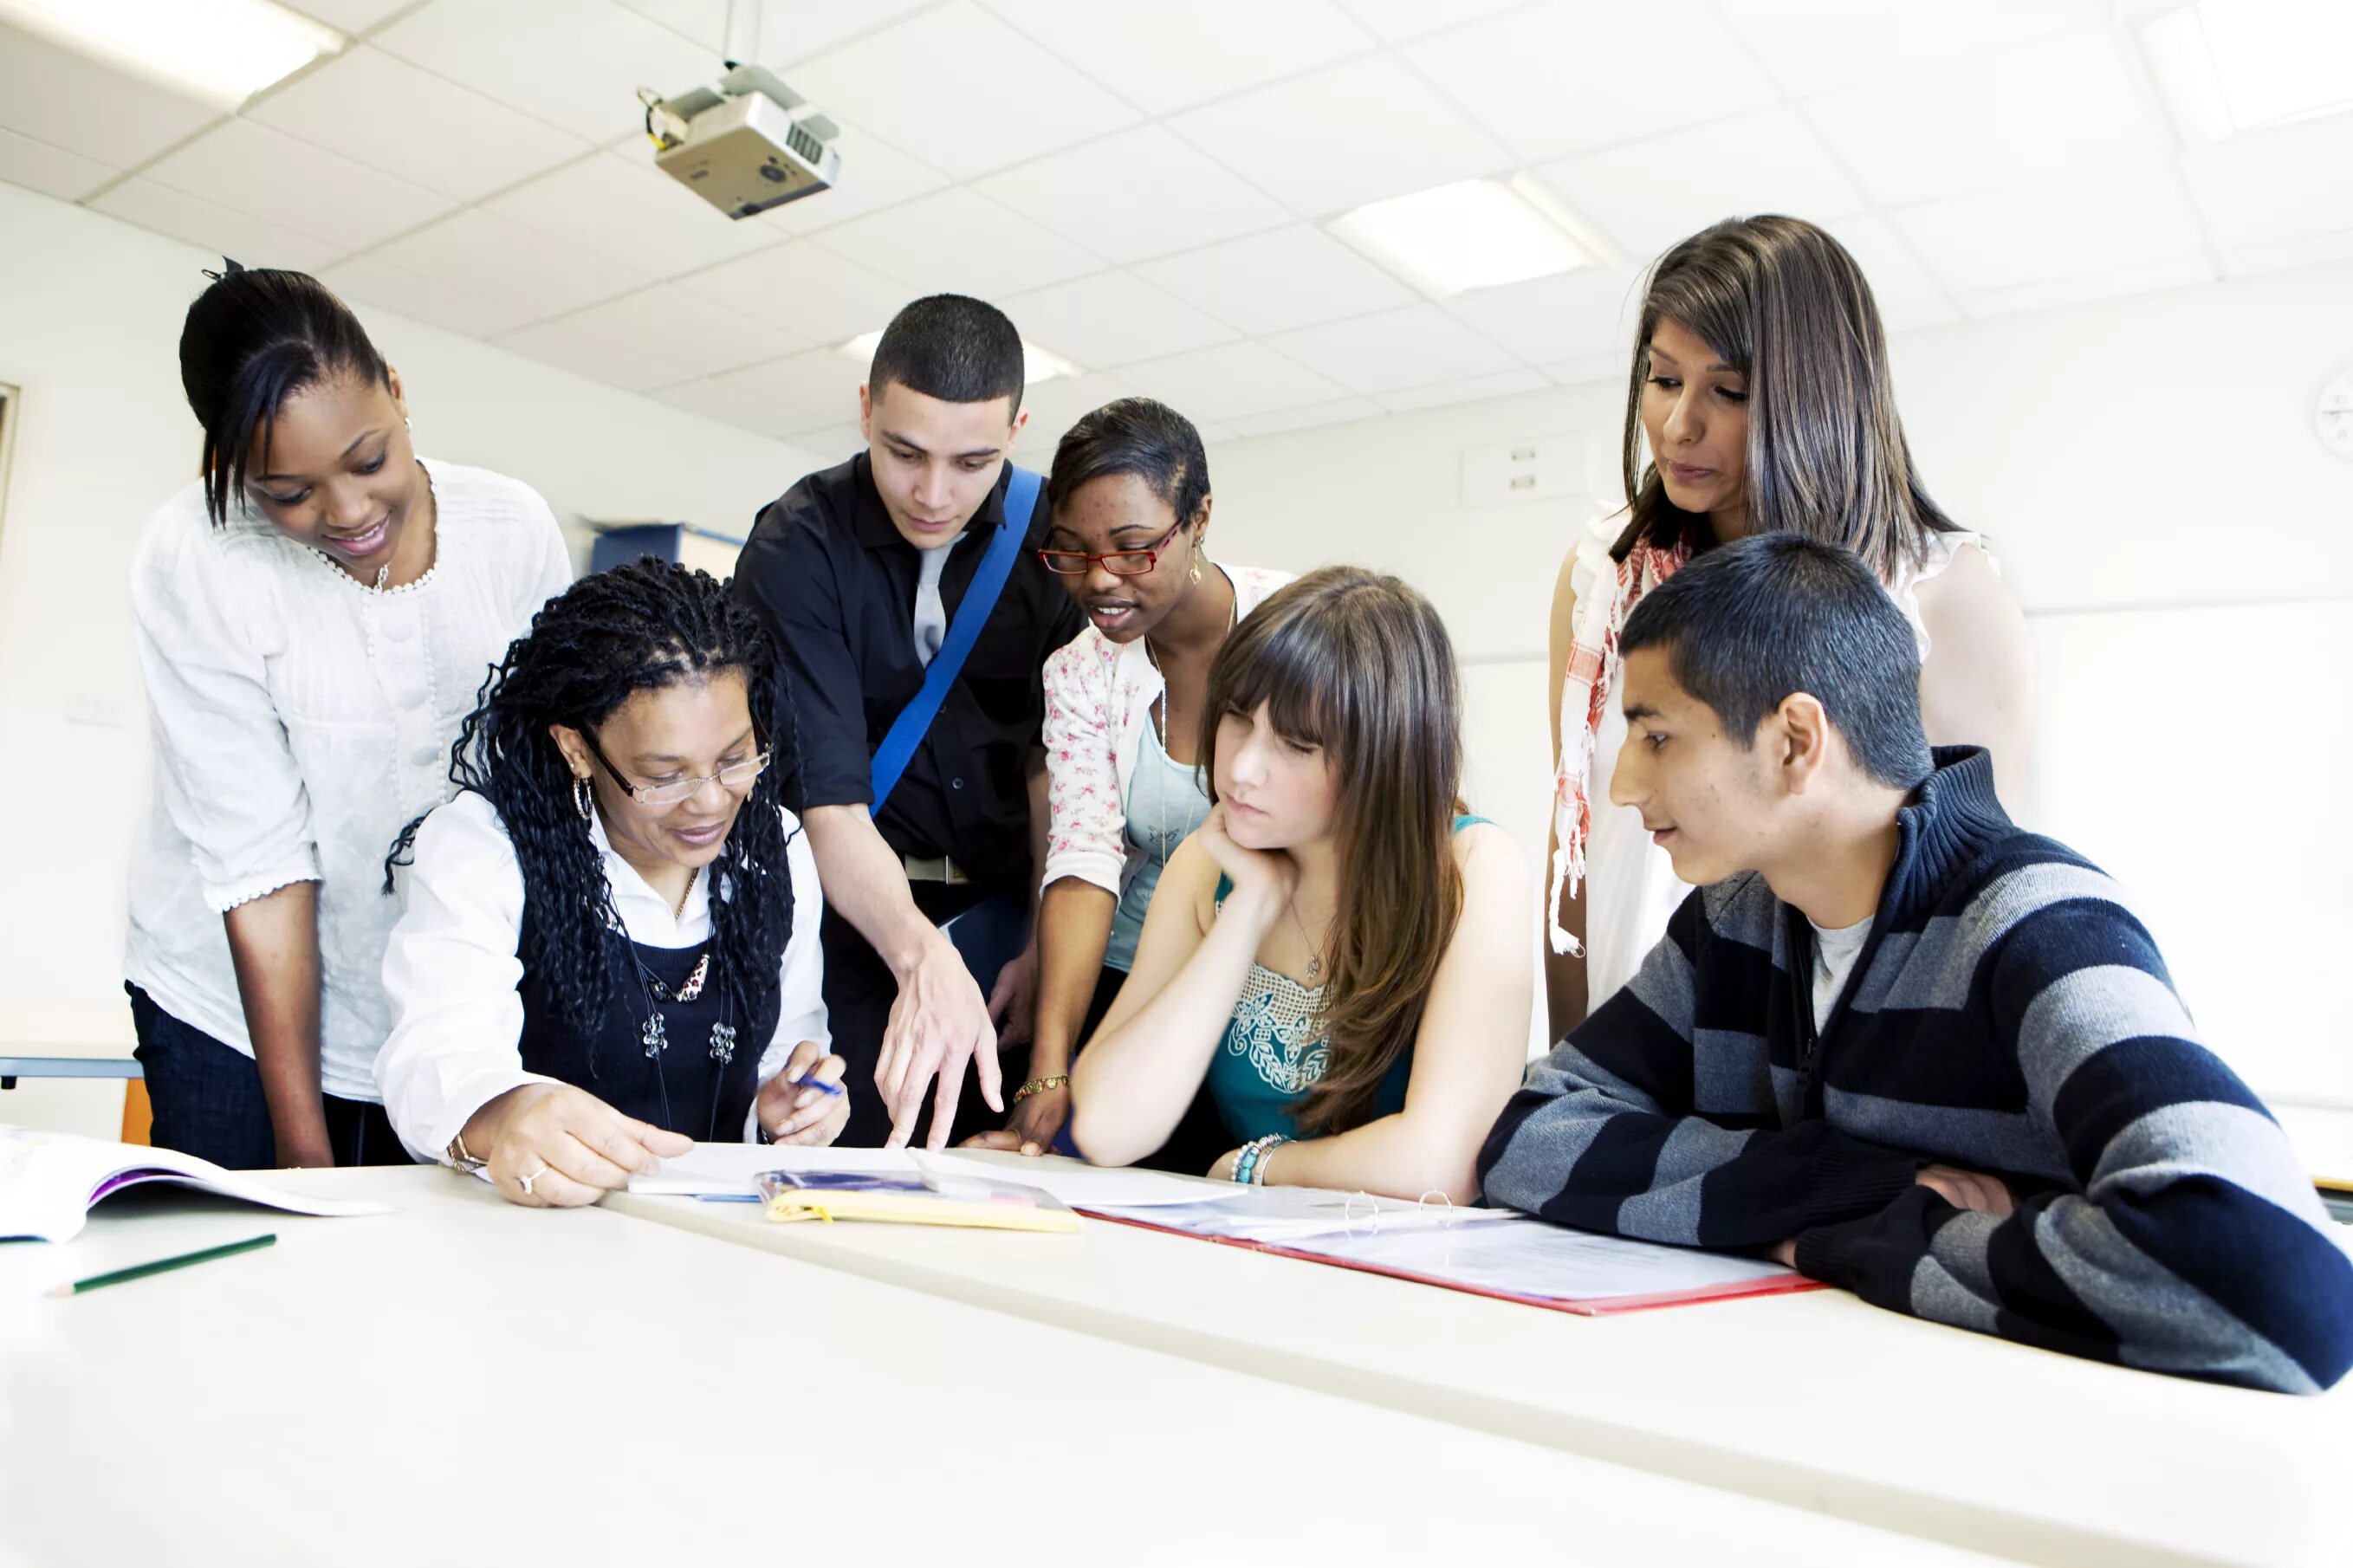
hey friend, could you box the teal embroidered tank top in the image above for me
[1205,815,1485,1144]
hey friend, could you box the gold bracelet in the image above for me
[1014,1073,1069,1102]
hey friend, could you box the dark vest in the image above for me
[515,910,778,1143]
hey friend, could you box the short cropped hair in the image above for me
[1047,397,1210,527]
[1618,533,1933,789]
[866,294,1025,414]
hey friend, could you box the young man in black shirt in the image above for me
[733,295,1083,1148]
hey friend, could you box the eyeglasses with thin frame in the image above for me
[580,729,770,807]
[1035,521,1186,577]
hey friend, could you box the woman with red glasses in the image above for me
[989,398,1288,1163]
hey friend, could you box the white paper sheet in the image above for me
[0,1126,392,1243]
[1092,1187,1525,1244]
[1292,1221,1794,1304]
[627,1144,1249,1209]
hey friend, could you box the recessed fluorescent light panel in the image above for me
[2140,0,2353,143]
[1330,178,1597,297]
[0,0,344,109]
[839,331,1081,386]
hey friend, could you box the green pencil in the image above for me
[49,1233,276,1297]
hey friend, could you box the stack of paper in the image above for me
[0,1126,391,1242]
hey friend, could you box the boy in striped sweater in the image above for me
[1481,534,2350,1394]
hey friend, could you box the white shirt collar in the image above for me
[586,805,712,947]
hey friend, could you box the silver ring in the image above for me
[518,1163,548,1196]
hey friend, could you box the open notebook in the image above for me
[0,1127,392,1242]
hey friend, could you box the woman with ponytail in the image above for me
[376,560,841,1207]
[126,262,572,1169]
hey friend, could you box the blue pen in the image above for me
[787,1068,845,1098]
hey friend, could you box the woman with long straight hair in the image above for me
[125,262,572,1169]
[376,560,840,1206]
[1545,214,2032,1035]
[1054,568,1533,1202]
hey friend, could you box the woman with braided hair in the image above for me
[376,559,842,1208]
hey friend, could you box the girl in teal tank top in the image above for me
[1037,568,1538,1204]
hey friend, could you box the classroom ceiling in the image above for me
[4,0,2350,457]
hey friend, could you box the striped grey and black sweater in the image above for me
[1481,748,2352,1394]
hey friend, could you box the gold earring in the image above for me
[1189,552,1203,586]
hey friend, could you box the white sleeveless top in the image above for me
[1572,516,1993,1015]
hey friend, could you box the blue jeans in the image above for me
[126,984,411,1170]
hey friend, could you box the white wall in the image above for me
[1202,260,2353,1105]
[0,181,822,1028]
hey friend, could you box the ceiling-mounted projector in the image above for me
[639,62,841,220]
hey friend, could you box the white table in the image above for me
[608,1151,2353,1568]
[0,1168,2011,1567]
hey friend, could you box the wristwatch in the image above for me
[444,1131,489,1176]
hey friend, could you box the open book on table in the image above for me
[1087,1188,1822,1316]
[0,1126,392,1242]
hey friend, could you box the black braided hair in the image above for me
[386,558,801,1043]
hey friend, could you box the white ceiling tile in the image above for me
[321,253,537,338]
[368,207,650,320]
[653,377,827,440]
[2220,227,2353,280]
[1270,302,1520,394]
[1802,27,2169,206]
[1954,252,2217,320]
[1542,353,1622,387]
[672,241,917,342]
[1535,107,1865,261]
[284,0,415,29]
[489,148,781,276]
[752,120,950,236]
[1877,294,1962,333]
[979,0,1374,115]
[1334,0,1530,44]
[141,119,455,251]
[609,0,729,51]
[0,21,219,168]
[2181,112,2353,251]
[785,423,869,460]
[1118,340,1350,422]
[785,3,1139,178]
[1442,267,1641,366]
[1713,0,2110,97]
[1405,0,1776,163]
[1133,224,1414,336]
[1818,214,1946,305]
[0,125,115,201]
[810,187,1104,299]
[1375,366,1550,412]
[373,0,718,143]
[1011,372,1136,454]
[1000,271,1236,369]
[617,0,950,64]
[245,45,588,203]
[718,346,870,425]
[1890,157,2207,297]
[1169,55,1511,217]
[978,126,1290,264]
[88,178,347,272]
[496,285,801,390]
[1225,397,1386,437]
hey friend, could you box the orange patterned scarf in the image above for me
[1548,538,1689,956]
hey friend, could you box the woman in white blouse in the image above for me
[1005,398,1288,1163]
[125,263,572,1170]
[378,560,842,1206]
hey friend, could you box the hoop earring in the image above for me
[573,776,593,821]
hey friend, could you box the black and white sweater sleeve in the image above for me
[1794,891,2353,1395]
[1479,887,1924,1247]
